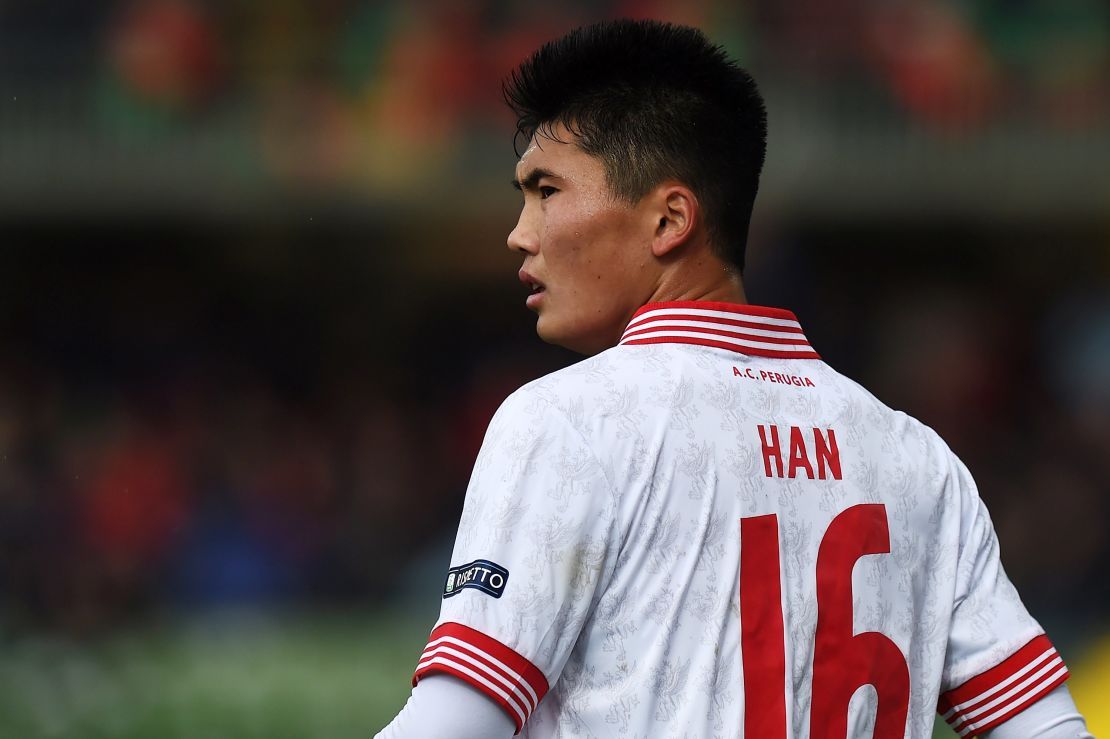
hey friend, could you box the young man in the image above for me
[377,20,1092,738]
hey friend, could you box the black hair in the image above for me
[503,19,767,272]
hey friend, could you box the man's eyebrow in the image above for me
[511,168,557,192]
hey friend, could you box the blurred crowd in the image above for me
[0,235,567,632]
[0,0,1106,196]
[0,223,1106,636]
[86,0,1110,134]
[0,0,1107,640]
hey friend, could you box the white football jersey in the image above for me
[413,301,1069,738]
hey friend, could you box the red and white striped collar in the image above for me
[619,301,820,359]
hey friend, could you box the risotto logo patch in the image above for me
[443,559,509,599]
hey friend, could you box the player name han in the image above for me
[757,425,842,480]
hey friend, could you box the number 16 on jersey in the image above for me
[740,504,911,738]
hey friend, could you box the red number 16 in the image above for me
[740,504,910,738]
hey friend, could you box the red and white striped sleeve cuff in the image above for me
[412,622,550,734]
[938,634,1070,737]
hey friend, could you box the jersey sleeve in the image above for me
[375,674,517,739]
[412,386,620,734]
[937,456,1070,737]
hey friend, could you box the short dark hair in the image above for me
[503,19,767,272]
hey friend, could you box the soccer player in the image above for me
[376,20,1092,738]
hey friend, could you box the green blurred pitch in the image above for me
[0,610,425,739]
[0,609,959,738]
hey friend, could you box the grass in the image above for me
[0,609,429,739]
[0,609,1098,738]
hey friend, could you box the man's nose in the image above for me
[507,208,539,255]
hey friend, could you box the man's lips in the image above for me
[518,268,545,291]
[518,269,546,308]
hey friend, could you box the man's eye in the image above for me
[539,186,557,199]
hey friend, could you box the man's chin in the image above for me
[534,314,565,347]
[536,315,605,356]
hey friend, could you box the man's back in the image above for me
[417,302,1066,738]
[377,19,1087,738]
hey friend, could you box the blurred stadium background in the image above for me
[0,1,1107,736]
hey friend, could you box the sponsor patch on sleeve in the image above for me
[443,559,509,599]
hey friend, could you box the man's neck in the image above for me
[644,271,747,306]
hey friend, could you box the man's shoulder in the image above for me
[506,345,659,401]
[488,344,674,442]
[819,363,970,493]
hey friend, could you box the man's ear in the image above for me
[650,184,698,258]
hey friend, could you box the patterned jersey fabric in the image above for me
[413,301,1068,738]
